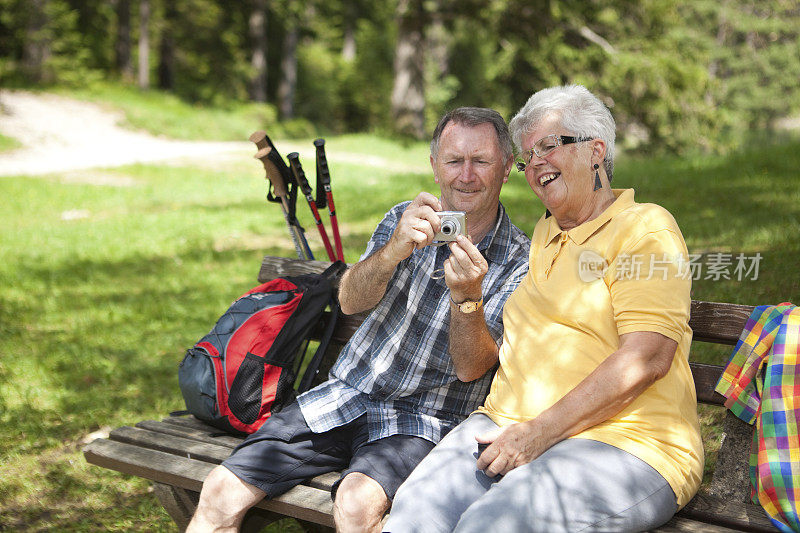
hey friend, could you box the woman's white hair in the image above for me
[509,85,616,180]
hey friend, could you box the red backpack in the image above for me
[178,261,346,435]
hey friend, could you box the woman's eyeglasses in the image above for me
[515,135,594,171]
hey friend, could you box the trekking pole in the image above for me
[287,152,337,262]
[250,131,314,260]
[314,138,344,262]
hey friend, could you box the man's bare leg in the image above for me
[187,465,266,533]
[333,472,391,533]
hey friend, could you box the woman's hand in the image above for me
[475,420,554,478]
[474,331,679,477]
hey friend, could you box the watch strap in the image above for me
[450,296,483,314]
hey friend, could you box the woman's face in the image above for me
[521,113,600,226]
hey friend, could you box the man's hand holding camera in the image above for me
[384,192,443,263]
[340,191,487,316]
[444,235,487,303]
[388,193,487,300]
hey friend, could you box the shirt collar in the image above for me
[544,189,635,246]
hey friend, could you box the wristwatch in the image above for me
[451,296,483,314]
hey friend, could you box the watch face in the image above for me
[459,300,481,313]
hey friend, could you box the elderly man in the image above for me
[187,107,530,533]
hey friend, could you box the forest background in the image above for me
[3,0,800,152]
[2,0,800,531]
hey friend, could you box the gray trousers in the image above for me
[383,413,678,533]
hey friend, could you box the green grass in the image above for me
[0,132,22,152]
[51,82,311,141]
[1,88,799,530]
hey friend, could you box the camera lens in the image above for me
[441,221,455,235]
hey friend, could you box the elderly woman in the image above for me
[383,85,703,533]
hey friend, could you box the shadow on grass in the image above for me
[0,443,174,531]
[1,245,286,450]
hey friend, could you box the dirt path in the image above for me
[0,90,428,178]
[0,90,253,177]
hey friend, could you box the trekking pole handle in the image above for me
[287,152,313,198]
[249,130,269,150]
[255,147,289,198]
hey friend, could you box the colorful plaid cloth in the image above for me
[715,303,800,533]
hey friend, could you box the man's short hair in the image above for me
[430,107,513,162]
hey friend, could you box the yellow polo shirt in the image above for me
[479,189,703,507]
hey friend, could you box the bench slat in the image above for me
[111,426,232,463]
[677,493,776,533]
[159,415,342,489]
[258,256,338,281]
[656,515,748,532]
[84,438,335,527]
[135,419,242,448]
[689,363,727,406]
[155,416,243,448]
[689,301,753,345]
[160,414,222,432]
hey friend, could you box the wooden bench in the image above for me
[84,255,781,532]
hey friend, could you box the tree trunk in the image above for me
[390,0,426,139]
[249,0,268,102]
[157,1,175,90]
[22,0,52,83]
[138,0,150,89]
[278,24,298,119]
[342,0,357,62]
[428,7,448,80]
[116,0,134,81]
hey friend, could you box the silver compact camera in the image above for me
[433,211,466,243]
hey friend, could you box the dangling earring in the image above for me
[593,163,602,191]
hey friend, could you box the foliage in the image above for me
[1,0,797,154]
[0,0,103,85]
[680,1,800,147]
[162,0,251,105]
[437,1,720,152]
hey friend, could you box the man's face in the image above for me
[431,122,511,221]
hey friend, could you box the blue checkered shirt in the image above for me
[297,202,530,444]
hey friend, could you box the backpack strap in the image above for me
[295,261,346,393]
[297,297,340,393]
[321,260,347,281]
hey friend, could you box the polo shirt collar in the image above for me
[544,189,635,246]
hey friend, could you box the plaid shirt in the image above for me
[297,201,530,444]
